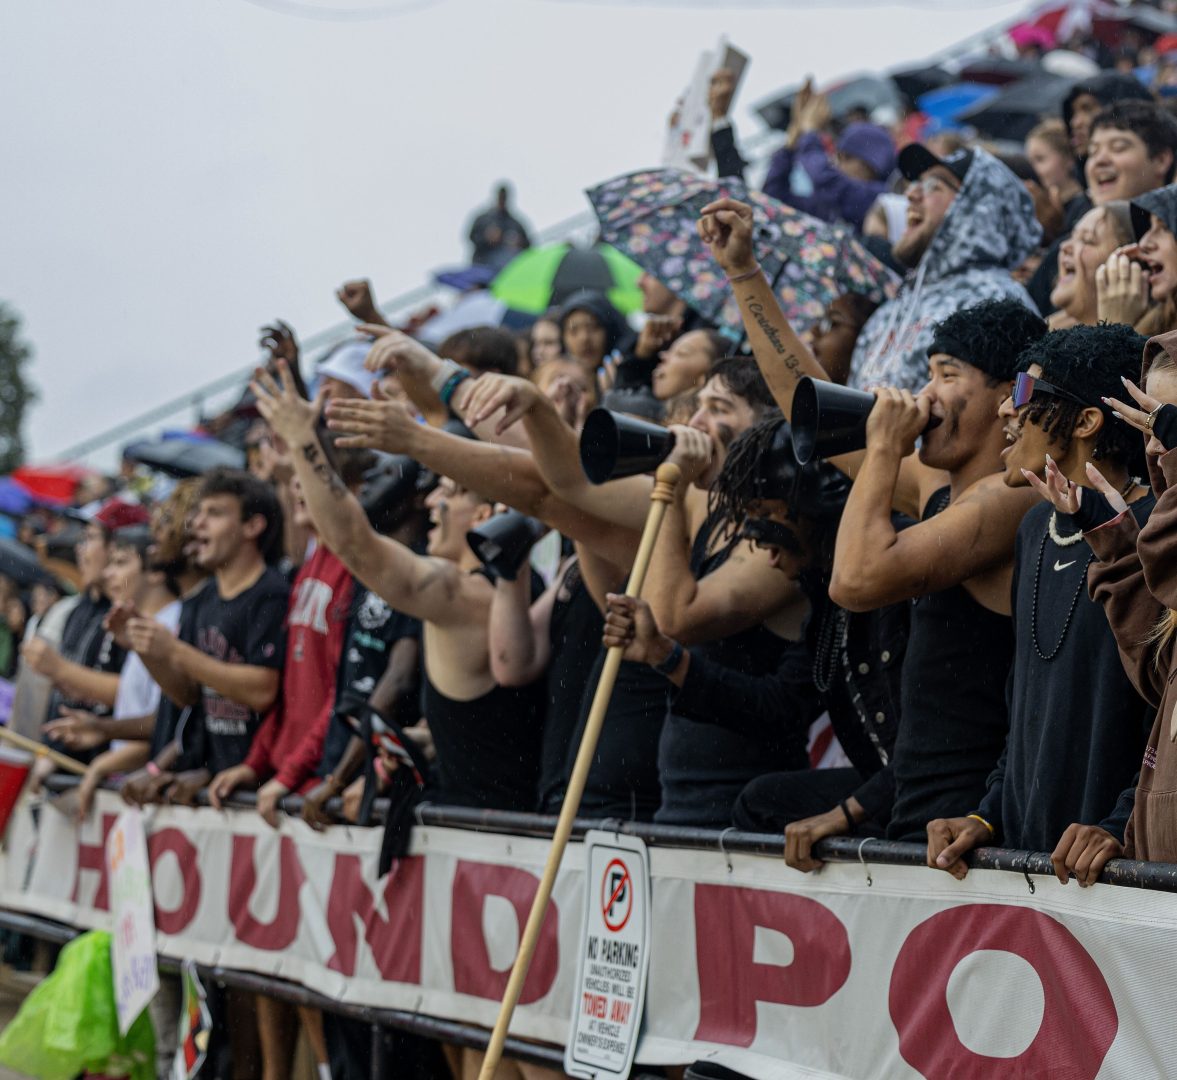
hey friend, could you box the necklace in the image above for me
[812,603,849,694]
[1030,523,1093,662]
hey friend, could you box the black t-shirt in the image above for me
[44,591,127,764]
[318,584,422,777]
[183,568,289,774]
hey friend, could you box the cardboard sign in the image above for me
[564,831,651,1079]
[662,39,750,172]
[107,807,159,1035]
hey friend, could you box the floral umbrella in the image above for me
[586,168,899,340]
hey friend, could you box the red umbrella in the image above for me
[10,464,96,506]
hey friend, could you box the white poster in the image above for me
[106,807,159,1035]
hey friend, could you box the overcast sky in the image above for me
[1,0,1029,466]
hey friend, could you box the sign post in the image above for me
[107,807,159,1035]
[564,831,652,1080]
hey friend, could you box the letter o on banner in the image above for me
[889,904,1117,1079]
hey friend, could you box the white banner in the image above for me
[3,790,1177,1079]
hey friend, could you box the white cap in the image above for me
[315,340,375,398]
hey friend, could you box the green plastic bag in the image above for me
[0,929,155,1080]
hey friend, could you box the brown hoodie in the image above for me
[1087,329,1177,861]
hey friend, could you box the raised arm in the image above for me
[462,372,654,532]
[327,382,642,568]
[830,393,1034,612]
[253,361,481,627]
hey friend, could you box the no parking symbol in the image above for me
[565,832,651,1080]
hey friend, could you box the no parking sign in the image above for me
[564,831,651,1079]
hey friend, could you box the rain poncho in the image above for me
[848,148,1041,392]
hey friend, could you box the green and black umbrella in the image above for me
[490,242,643,315]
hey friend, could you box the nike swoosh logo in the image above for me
[1053,559,1077,571]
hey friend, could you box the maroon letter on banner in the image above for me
[326,854,424,983]
[693,885,851,1046]
[72,812,118,910]
[450,860,558,1004]
[147,828,202,934]
[890,904,1117,1078]
[228,834,306,950]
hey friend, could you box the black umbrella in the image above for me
[889,65,955,104]
[0,538,49,588]
[957,57,1045,86]
[754,74,903,132]
[123,437,245,479]
[956,72,1075,143]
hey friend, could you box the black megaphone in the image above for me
[790,377,942,465]
[466,511,547,581]
[361,455,433,533]
[579,408,675,485]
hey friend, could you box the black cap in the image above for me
[898,144,974,185]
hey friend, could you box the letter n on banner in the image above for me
[890,904,1116,1079]
[693,885,851,1046]
[326,854,424,983]
[229,835,306,951]
[451,860,559,1004]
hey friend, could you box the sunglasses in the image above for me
[1011,371,1086,410]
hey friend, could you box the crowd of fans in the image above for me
[13,6,1177,1078]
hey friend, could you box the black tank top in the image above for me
[421,570,544,811]
[886,487,1014,840]
[655,512,809,827]
[538,561,604,808]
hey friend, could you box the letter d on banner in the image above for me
[564,831,651,1079]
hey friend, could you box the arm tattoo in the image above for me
[301,441,348,500]
[747,298,802,379]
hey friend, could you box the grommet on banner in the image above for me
[857,837,876,887]
[717,827,735,874]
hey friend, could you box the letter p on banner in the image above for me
[564,831,651,1079]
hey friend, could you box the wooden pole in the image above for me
[478,462,681,1079]
[0,726,88,775]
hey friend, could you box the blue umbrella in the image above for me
[0,479,32,517]
[916,83,1000,131]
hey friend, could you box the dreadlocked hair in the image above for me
[1018,322,1149,476]
[709,409,785,543]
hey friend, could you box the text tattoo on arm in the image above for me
[301,442,348,500]
[746,298,803,379]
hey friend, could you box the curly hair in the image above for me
[1017,322,1148,473]
[927,299,1048,384]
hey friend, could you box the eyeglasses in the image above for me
[1011,371,1086,410]
[912,175,960,197]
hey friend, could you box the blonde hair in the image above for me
[1026,119,1074,161]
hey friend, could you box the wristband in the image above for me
[967,813,995,837]
[726,264,763,284]
[439,369,471,407]
[838,800,856,830]
[1150,403,1177,452]
[1069,487,1119,533]
[653,640,685,676]
[428,358,463,395]
[145,761,162,778]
